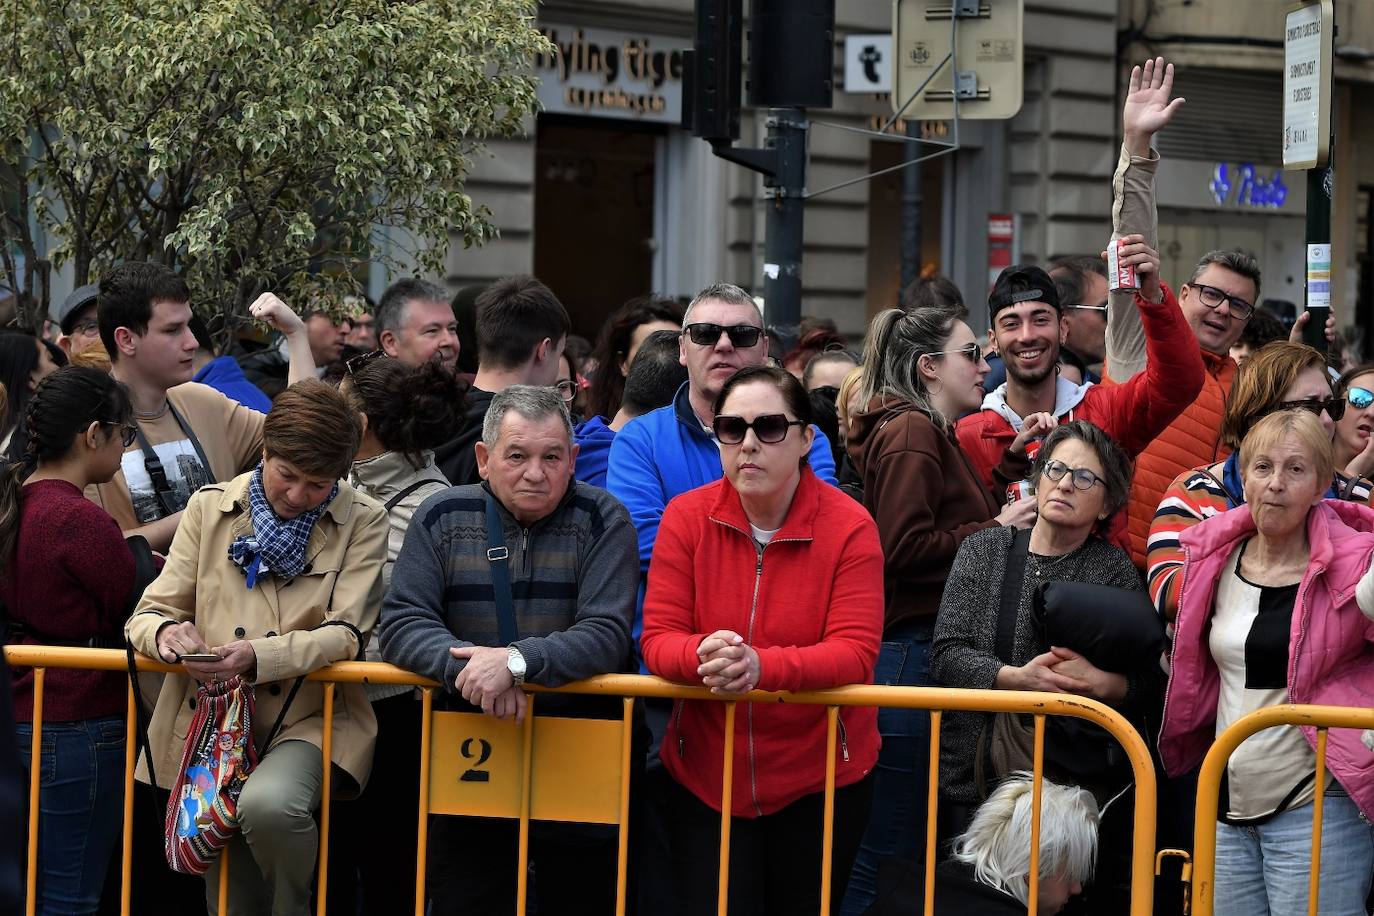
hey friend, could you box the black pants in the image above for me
[427,815,619,916]
[667,775,874,916]
[326,691,423,916]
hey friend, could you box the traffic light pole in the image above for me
[761,110,808,335]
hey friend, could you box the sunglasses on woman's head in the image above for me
[712,414,805,445]
[1275,397,1347,421]
[683,323,764,349]
[924,342,981,364]
[1348,387,1374,410]
[344,348,386,377]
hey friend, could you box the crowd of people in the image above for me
[5,55,1374,916]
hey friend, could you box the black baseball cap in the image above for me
[988,266,1061,320]
[52,283,100,333]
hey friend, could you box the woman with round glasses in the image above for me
[1334,364,1374,479]
[642,364,884,915]
[1148,342,1374,621]
[1160,409,1374,915]
[931,422,1149,893]
[1,366,148,912]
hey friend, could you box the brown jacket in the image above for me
[126,472,388,793]
[847,399,1001,632]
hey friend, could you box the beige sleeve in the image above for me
[125,487,207,654]
[1105,144,1161,383]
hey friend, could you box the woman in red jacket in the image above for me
[642,364,884,915]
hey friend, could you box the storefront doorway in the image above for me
[534,116,660,341]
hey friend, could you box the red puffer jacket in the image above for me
[641,467,884,817]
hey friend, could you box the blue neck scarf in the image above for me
[227,464,337,588]
[1220,450,1338,508]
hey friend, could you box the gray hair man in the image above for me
[376,277,460,372]
[379,384,637,915]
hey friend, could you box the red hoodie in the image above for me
[955,284,1204,551]
[641,467,883,817]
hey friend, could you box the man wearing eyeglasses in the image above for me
[1103,56,1269,566]
[1052,256,1110,380]
[49,284,105,359]
[954,263,1203,552]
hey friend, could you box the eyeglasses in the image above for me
[345,348,386,377]
[554,380,577,403]
[683,323,764,349]
[712,413,805,445]
[923,342,981,364]
[70,317,100,336]
[1347,387,1374,410]
[115,423,138,448]
[1275,397,1346,422]
[1041,459,1105,491]
[1188,282,1255,321]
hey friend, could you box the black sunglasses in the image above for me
[712,413,805,445]
[345,348,386,376]
[1275,397,1346,422]
[684,323,764,349]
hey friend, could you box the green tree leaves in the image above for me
[0,0,548,341]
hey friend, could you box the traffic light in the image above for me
[682,0,742,143]
[747,0,834,109]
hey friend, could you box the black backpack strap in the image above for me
[996,528,1033,662]
[165,400,215,485]
[484,492,519,646]
[384,479,445,513]
[125,639,159,790]
[132,402,214,518]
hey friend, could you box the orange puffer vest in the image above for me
[1104,348,1236,567]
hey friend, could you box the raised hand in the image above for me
[248,292,305,338]
[1123,57,1185,156]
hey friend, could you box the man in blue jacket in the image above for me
[607,282,836,643]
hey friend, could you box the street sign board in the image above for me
[1282,0,1332,170]
[844,34,893,93]
[892,0,1024,121]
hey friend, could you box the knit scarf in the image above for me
[227,464,337,588]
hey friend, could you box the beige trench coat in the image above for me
[126,471,387,794]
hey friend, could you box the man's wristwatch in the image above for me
[506,646,527,687]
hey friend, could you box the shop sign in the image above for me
[534,24,684,124]
[844,35,892,93]
[1209,162,1289,210]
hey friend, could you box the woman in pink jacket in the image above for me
[641,365,884,916]
[1160,408,1374,916]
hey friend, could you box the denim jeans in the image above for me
[1215,790,1374,916]
[839,618,934,916]
[16,716,126,916]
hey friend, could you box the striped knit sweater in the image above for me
[1147,464,1373,620]
[378,480,638,690]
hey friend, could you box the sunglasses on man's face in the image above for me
[1275,397,1347,422]
[712,413,805,445]
[683,323,764,349]
[1348,386,1374,410]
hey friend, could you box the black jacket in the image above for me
[865,860,1026,916]
[434,387,494,486]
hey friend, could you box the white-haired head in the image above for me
[951,774,1099,907]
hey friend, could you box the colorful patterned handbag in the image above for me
[164,676,260,874]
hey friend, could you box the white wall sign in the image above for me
[1282,0,1332,170]
[534,24,684,124]
[844,34,892,94]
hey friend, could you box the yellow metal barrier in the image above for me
[1190,703,1374,916]
[6,645,1159,916]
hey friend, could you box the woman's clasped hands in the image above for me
[696,629,762,696]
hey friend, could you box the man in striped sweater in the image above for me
[378,384,637,916]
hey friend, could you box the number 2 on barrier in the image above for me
[427,711,624,825]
